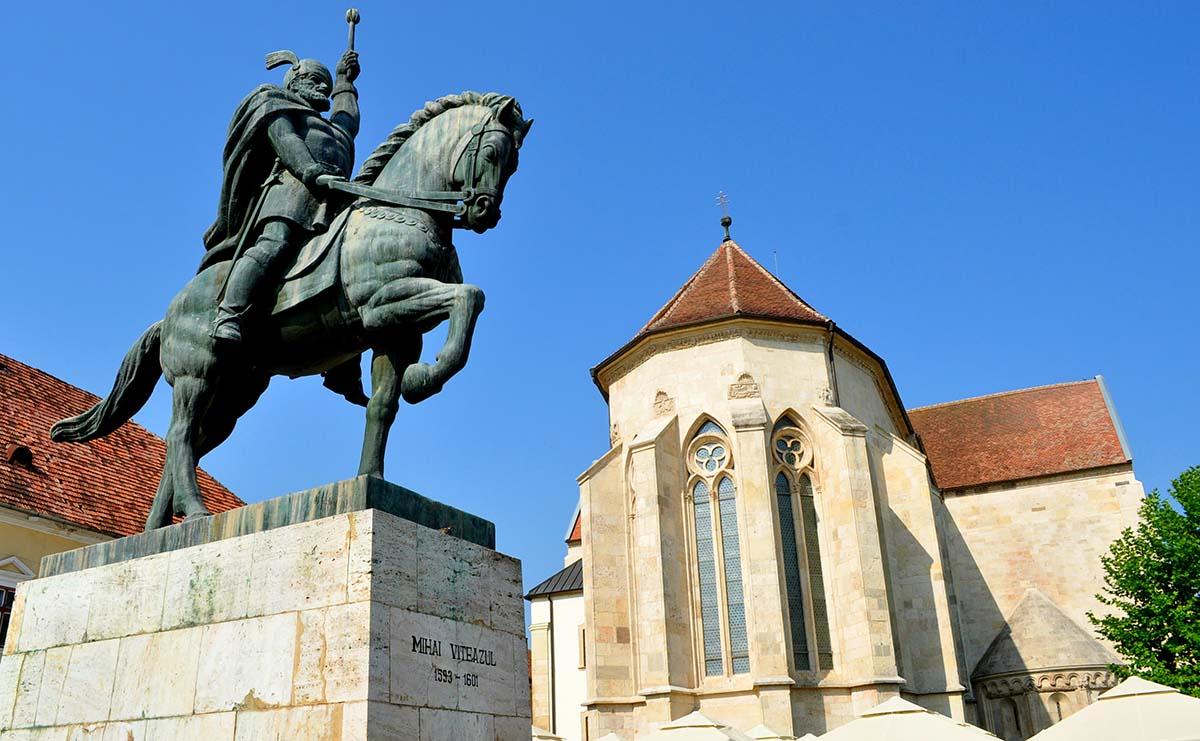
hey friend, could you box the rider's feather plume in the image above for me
[264,50,299,71]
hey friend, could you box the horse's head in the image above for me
[452,96,530,233]
[355,93,533,233]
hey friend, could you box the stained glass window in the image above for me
[776,472,811,671]
[718,476,749,674]
[693,479,723,676]
[773,416,798,432]
[697,420,725,436]
[798,474,833,668]
[694,443,728,473]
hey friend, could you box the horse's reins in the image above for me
[323,113,512,221]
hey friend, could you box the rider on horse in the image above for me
[200,49,361,346]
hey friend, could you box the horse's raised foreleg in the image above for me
[360,278,485,404]
[358,337,421,478]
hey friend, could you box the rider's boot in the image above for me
[212,254,268,345]
[322,358,370,406]
[212,222,290,345]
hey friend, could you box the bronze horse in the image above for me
[52,92,531,531]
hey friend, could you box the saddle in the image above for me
[270,207,354,315]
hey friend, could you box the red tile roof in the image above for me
[637,239,827,339]
[0,353,243,537]
[909,379,1129,491]
[566,512,581,543]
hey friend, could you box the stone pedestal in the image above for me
[0,476,532,740]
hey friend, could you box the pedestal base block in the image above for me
[0,477,531,740]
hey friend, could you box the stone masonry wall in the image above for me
[0,509,530,740]
[942,465,1143,677]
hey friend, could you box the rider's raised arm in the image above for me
[266,115,329,187]
[331,50,360,139]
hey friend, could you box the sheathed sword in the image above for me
[215,161,282,306]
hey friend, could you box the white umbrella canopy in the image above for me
[636,711,754,740]
[1028,676,1200,741]
[819,697,1000,741]
[745,724,797,740]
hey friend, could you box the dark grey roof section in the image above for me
[525,559,583,600]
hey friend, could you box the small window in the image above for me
[578,625,587,669]
[0,586,15,649]
[1049,692,1069,722]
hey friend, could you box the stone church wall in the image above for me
[831,347,903,438]
[866,429,965,717]
[578,445,635,706]
[941,465,1142,677]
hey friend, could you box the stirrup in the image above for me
[210,311,246,344]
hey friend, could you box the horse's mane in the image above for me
[354,91,529,186]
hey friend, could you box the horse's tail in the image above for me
[51,322,163,443]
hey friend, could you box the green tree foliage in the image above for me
[1089,466,1200,696]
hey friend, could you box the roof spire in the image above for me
[716,191,732,241]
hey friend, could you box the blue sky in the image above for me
[1,2,1196,590]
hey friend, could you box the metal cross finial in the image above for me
[716,191,732,241]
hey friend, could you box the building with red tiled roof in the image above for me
[529,222,1144,741]
[637,239,829,337]
[0,352,242,646]
[909,378,1131,492]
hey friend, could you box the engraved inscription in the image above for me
[412,634,496,690]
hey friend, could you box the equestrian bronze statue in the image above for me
[51,16,532,531]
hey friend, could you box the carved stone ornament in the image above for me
[980,669,1117,699]
[728,372,761,399]
[653,390,676,417]
[610,423,621,446]
[817,386,834,405]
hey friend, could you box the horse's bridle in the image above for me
[325,112,513,221]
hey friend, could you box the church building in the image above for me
[525,225,1142,741]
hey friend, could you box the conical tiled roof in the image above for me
[636,239,827,339]
[973,588,1117,679]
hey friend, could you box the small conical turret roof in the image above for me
[591,230,915,441]
[636,239,827,340]
[973,588,1117,679]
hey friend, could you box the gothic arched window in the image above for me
[772,416,834,672]
[687,420,750,677]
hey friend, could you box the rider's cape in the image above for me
[198,85,315,272]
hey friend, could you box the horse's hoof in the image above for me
[401,364,441,404]
[183,510,213,521]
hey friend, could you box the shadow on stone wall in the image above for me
[938,510,1052,740]
[865,435,949,708]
